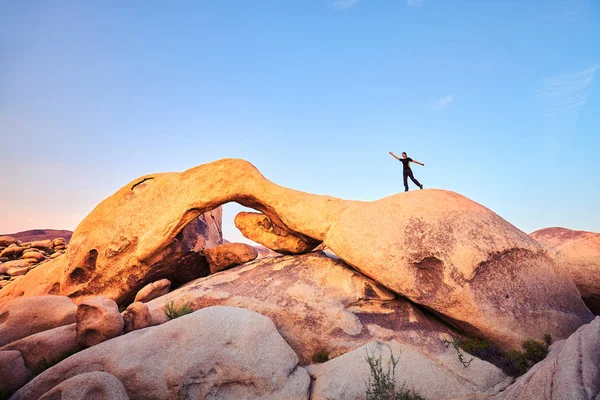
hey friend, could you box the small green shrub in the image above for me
[504,337,550,374]
[365,344,425,400]
[311,350,329,363]
[460,337,489,354]
[523,340,548,363]
[443,338,474,368]
[164,299,193,320]
[504,349,529,373]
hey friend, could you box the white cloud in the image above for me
[331,0,361,9]
[432,94,454,110]
[407,0,423,6]
[539,65,599,115]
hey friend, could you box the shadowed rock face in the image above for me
[145,252,455,365]
[531,227,600,314]
[0,159,592,352]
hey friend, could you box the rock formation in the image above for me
[146,252,459,364]
[204,241,258,273]
[494,317,600,400]
[531,227,600,313]
[307,340,513,400]
[12,306,311,400]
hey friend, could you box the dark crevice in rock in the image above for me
[131,177,154,191]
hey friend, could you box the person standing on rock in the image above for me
[389,151,424,192]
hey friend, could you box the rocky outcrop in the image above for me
[307,340,512,400]
[0,295,77,346]
[12,306,311,400]
[38,371,129,400]
[531,227,600,313]
[494,317,600,400]
[76,297,124,347]
[204,242,258,273]
[147,252,456,364]
[133,279,171,303]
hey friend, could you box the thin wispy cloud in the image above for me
[330,0,361,9]
[548,0,591,22]
[432,94,454,110]
[538,65,599,115]
[407,0,423,6]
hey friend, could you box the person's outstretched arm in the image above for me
[389,151,400,160]
[412,159,425,166]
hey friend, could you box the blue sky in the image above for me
[1,0,599,242]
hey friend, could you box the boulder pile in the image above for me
[0,158,598,399]
[0,237,69,289]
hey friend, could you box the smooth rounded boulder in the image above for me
[13,306,311,400]
[0,295,77,346]
[76,297,124,347]
[38,371,129,400]
[122,301,152,333]
[0,323,81,370]
[324,190,593,351]
[204,241,259,273]
[0,350,29,394]
[531,227,600,314]
[133,279,171,303]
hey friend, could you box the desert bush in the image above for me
[504,336,550,374]
[365,344,424,400]
[443,338,474,368]
[164,299,193,320]
[311,350,329,363]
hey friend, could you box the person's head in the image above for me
[402,152,407,158]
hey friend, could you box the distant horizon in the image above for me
[2,1,599,242]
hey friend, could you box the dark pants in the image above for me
[403,169,421,191]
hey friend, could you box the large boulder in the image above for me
[307,340,512,400]
[133,279,171,303]
[12,306,311,400]
[0,260,30,275]
[204,242,258,273]
[494,317,600,400]
[0,295,77,346]
[0,324,82,371]
[0,350,29,395]
[323,190,593,351]
[38,371,129,400]
[531,227,600,313]
[76,297,124,347]
[147,252,456,364]
[235,212,319,254]
[122,302,153,333]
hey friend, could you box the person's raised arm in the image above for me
[389,151,400,160]
[412,159,425,166]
